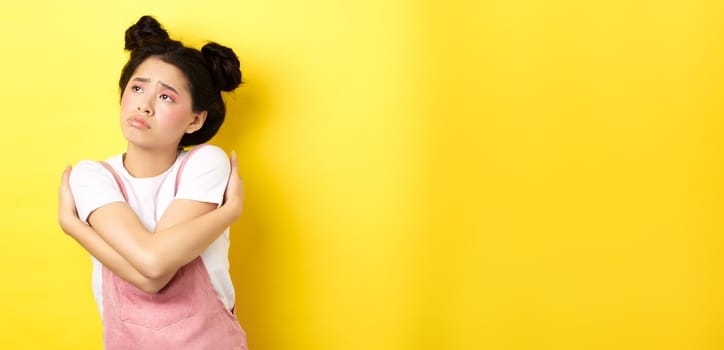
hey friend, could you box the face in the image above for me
[119,57,206,150]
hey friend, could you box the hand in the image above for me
[58,165,83,234]
[222,151,244,219]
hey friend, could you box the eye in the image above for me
[160,94,175,102]
[131,85,143,93]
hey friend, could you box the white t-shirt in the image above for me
[69,145,236,317]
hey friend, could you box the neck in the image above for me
[123,143,179,178]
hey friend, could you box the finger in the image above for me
[60,165,72,187]
[230,150,238,175]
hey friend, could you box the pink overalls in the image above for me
[99,147,248,349]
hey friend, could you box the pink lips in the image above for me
[129,116,150,129]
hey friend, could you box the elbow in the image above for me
[136,259,175,294]
[138,276,176,294]
[133,249,179,293]
[138,280,165,294]
[137,254,171,281]
[127,269,172,294]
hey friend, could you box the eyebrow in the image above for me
[131,77,179,95]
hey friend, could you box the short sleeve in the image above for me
[175,145,231,206]
[69,160,126,223]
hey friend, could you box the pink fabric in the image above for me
[102,259,247,349]
[99,147,247,349]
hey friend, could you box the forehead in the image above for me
[132,57,190,94]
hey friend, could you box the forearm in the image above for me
[62,218,174,293]
[92,201,240,279]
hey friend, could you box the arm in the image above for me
[60,151,244,285]
[87,198,239,280]
[58,166,174,293]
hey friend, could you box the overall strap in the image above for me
[174,144,208,195]
[99,161,129,202]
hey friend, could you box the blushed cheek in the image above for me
[163,109,190,125]
[120,92,134,113]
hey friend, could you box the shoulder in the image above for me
[70,160,112,184]
[182,144,229,171]
[69,156,126,193]
[186,144,227,161]
[68,159,127,221]
[175,145,230,201]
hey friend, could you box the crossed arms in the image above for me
[57,153,244,293]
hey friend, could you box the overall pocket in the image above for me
[114,268,193,330]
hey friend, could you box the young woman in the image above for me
[57,16,248,349]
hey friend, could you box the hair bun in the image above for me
[201,42,242,92]
[124,15,171,51]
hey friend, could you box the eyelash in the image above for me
[130,85,175,103]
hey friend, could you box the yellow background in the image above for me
[0,0,722,349]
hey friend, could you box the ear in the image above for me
[185,111,208,134]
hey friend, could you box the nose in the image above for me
[137,99,154,116]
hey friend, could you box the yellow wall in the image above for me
[1,0,722,349]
